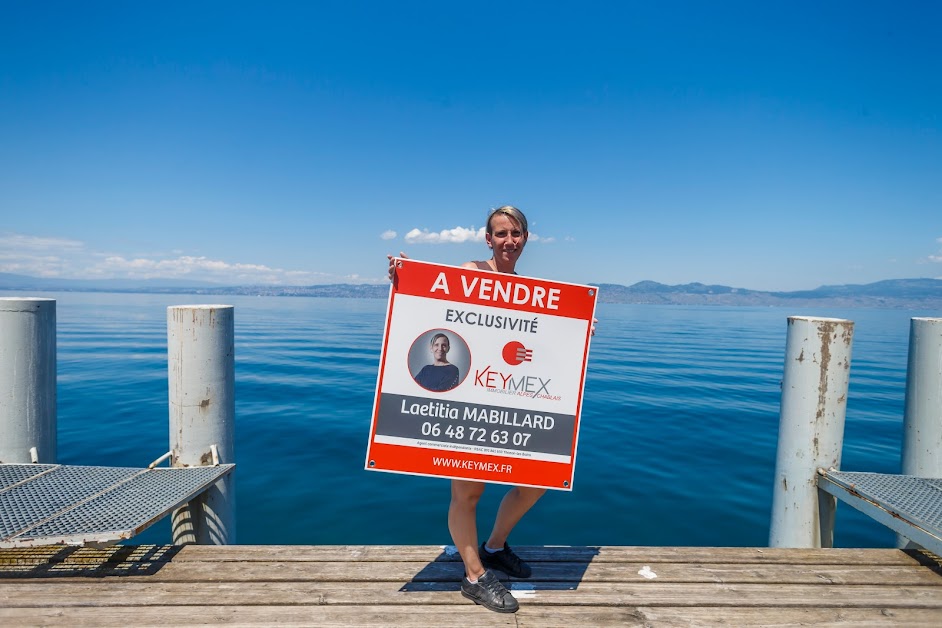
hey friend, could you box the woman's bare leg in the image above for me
[485,486,546,549]
[448,479,487,579]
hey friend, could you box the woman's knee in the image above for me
[451,480,485,506]
[514,486,546,504]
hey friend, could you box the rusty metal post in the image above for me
[769,316,854,548]
[168,305,236,545]
[0,298,57,464]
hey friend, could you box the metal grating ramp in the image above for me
[817,469,942,555]
[0,463,234,548]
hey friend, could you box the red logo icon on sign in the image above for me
[502,341,533,366]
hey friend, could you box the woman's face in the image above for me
[486,214,527,267]
[431,336,450,362]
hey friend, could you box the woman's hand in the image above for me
[387,252,408,282]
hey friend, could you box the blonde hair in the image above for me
[486,205,528,235]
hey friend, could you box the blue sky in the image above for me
[1,1,939,291]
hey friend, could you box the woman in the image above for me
[388,205,540,614]
[414,332,460,392]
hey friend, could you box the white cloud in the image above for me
[0,231,344,285]
[930,237,942,263]
[0,233,88,277]
[95,255,332,284]
[402,226,554,245]
[0,233,85,251]
[380,230,397,240]
[405,226,485,244]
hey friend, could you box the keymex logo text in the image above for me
[472,341,559,400]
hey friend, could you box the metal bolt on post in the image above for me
[769,316,854,548]
[168,305,236,545]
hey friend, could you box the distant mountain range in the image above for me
[593,278,942,308]
[1,273,940,309]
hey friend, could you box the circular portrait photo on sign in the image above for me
[408,329,471,393]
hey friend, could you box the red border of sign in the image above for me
[365,259,597,491]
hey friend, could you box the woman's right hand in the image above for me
[387,252,408,282]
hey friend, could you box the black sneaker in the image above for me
[461,570,519,613]
[479,542,532,578]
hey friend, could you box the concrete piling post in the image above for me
[0,298,57,464]
[899,317,942,548]
[168,305,236,545]
[901,318,942,477]
[769,316,854,548]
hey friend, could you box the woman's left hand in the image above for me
[387,252,408,282]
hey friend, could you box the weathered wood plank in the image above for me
[1,545,941,627]
[2,581,942,608]
[3,560,939,586]
[0,605,940,628]
[518,606,942,628]
[0,605,517,628]
[0,545,180,566]
[1,545,935,567]
[162,544,941,566]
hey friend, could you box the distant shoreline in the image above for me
[3,276,941,310]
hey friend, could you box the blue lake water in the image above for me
[32,291,937,548]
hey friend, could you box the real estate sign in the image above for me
[365,258,597,490]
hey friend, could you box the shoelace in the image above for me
[480,574,510,600]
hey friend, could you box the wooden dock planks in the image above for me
[1,545,941,626]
